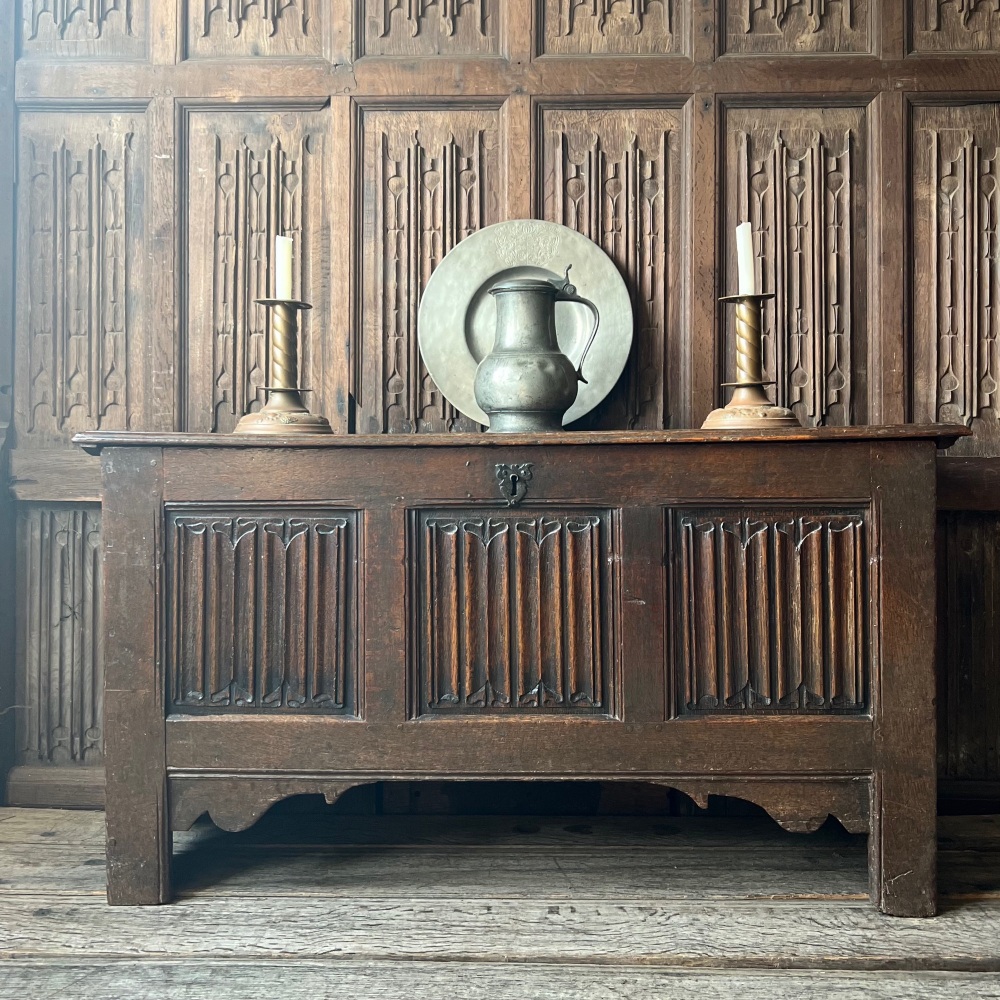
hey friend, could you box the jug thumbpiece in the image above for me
[554,265,600,384]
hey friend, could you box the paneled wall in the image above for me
[4,1,1000,805]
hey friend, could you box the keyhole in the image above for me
[509,473,519,495]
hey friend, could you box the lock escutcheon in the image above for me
[495,463,533,506]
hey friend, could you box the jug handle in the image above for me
[554,266,600,384]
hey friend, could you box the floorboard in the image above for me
[2,807,1000,996]
[1,961,998,1000]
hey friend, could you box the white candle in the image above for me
[275,235,294,300]
[735,221,756,296]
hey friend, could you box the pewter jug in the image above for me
[474,267,600,432]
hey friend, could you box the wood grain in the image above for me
[165,507,359,715]
[186,0,324,60]
[0,840,873,899]
[100,447,170,904]
[0,0,17,807]
[912,104,1000,458]
[723,0,872,55]
[5,894,1000,967]
[669,507,869,715]
[723,104,868,427]
[938,511,1000,790]
[2,962,996,1000]
[14,505,103,768]
[182,104,336,434]
[86,432,937,911]
[5,0,1000,815]
[15,110,148,447]
[412,508,616,715]
[18,0,146,60]
[539,103,683,430]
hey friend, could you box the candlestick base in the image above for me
[235,388,333,435]
[703,290,802,430]
[702,383,800,429]
[232,296,334,435]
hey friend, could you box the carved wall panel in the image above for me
[185,0,323,58]
[15,506,103,766]
[724,0,871,54]
[938,512,1000,785]
[358,107,500,433]
[15,112,146,445]
[669,508,869,715]
[358,0,500,57]
[540,105,681,429]
[183,106,332,433]
[912,104,1000,457]
[910,0,1000,53]
[166,508,359,714]
[724,106,867,426]
[538,0,681,55]
[412,509,617,716]
[20,0,145,59]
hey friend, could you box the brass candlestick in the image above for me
[702,292,800,429]
[234,297,332,435]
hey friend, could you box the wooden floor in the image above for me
[3,804,1000,998]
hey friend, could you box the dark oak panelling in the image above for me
[358,0,500,57]
[538,0,681,56]
[539,105,681,429]
[357,107,501,434]
[7,2,1000,808]
[183,106,333,433]
[167,508,359,714]
[412,509,617,716]
[938,511,1000,787]
[185,0,323,59]
[0,0,16,802]
[15,112,146,446]
[669,508,869,715]
[20,0,145,59]
[724,105,868,426]
[912,104,1000,458]
[15,506,103,765]
[723,0,871,54]
[909,0,1000,53]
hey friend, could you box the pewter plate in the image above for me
[418,219,633,427]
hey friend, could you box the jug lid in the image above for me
[488,276,559,296]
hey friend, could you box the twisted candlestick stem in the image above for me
[734,298,765,385]
[270,303,298,390]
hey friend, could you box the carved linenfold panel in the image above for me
[938,512,1000,784]
[540,107,681,429]
[726,107,867,426]
[725,0,872,54]
[360,0,499,56]
[184,108,331,433]
[912,105,1000,457]
[911,0,1000,53]
[187,0,322,58]
[359,109,500,433]
[15,507,103,766]
[669,508,869,715]
[166,509,359,714]
[539,0,680,55]
[724,0,870,54]
[21,0,145,58]
[412,509,618,716]
[16,113,145,444]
